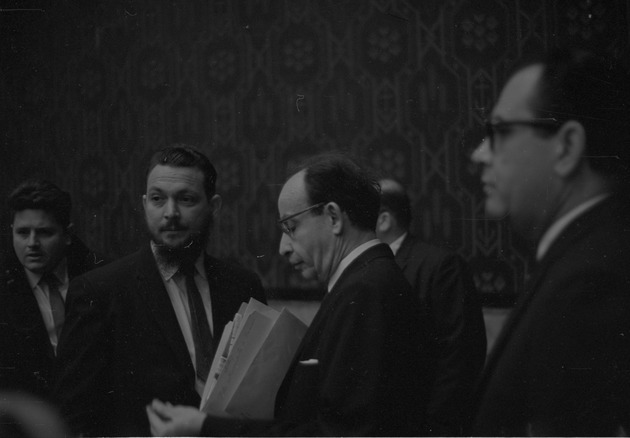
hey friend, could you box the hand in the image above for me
[146,399,207,437]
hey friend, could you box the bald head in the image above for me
[377,178,412,243]
[379,178,405,195]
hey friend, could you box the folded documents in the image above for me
[200,298,308,420]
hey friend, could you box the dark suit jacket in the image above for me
[0,236,105,401]
[54,244,266,437]
[395,235,486,435]
[203,243,435,436]
[472,195,630,436]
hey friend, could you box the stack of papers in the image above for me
[199,298,308,420]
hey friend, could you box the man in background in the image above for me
[147,153,435,436]
[376,178,486,435]
[0,180,105,401]
[55,145,266,436]
[471,47,630,435]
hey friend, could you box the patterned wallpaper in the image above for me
[2,0,629,304]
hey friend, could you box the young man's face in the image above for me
[12,209,71,274]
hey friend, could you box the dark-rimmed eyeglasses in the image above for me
[277,202,326,237]
[485,118,561,151]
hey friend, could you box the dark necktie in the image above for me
[180,263,214,382]
[43,273,65,339]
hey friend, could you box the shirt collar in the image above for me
[150,241,207,281]
[536,193,609,261]
[25,257,69,289]
[388,232,408,256]
[327,239,381,292]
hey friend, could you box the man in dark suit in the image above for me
[0,180,105,401]
[147,153,435,436]
[376,178,486,435]
[470,47,630,435]
[55,145,266,437]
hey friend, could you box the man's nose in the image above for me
[163,199,179,219]
[278,232,292,257]
[26,231,39,247]
[471,137,491,164]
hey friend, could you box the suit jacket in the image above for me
[472,195,630,436]
[54,244,266,437]
[0,236,105,401]
[395,235,486,435]
[203,243,435,436]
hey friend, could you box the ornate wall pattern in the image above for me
[2,0,629,304]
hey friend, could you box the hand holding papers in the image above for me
[200,298,307,420]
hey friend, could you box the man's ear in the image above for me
[325,202,344,235]
[209,194,222,219]
[376,211,391,234]
[142,194,147,212]
[553,120,587,177]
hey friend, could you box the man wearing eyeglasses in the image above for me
[146,153,435,436]
[470,47,630,435]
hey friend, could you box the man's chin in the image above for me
[485,199,508,219]
[157,236,190,250]
[152,233,206,260]
[22,261,49,274]
[299,266,318,281]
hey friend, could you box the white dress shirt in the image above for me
[536,194,609,261]
[327,239,381,292]
[151,243,214,395]
[25,258,69,354]
[388,232,408,256]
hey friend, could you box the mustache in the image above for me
[159,220,187,232]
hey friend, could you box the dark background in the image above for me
[2,0,629,305]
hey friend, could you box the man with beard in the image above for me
[145,154,434,436]
[55,145,266,437]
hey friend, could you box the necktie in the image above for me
[43,273,65,339]
[180,263,214,382]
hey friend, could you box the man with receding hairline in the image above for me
[470,47,630,436]
[146,153,435,436]
[376,177,486,436]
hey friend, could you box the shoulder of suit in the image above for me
[0,264,26,291]
[73,248,144,281]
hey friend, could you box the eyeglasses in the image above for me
[485,118,561,151]
[277,202,326,237]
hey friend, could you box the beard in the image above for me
[148,216,212,267]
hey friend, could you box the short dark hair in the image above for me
[147,144,217,199]
[380,180,412,230]
[8,180,72,229]
[294,153,381,231]
[528,47,630,185]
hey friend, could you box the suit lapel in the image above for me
[135,246,194,375]
[328,243,393,301]
[482,198,610,385]
[204,254,247,345]
[3,268,55,358]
